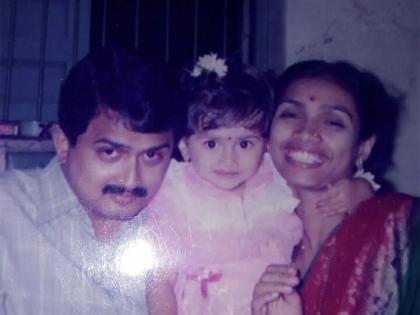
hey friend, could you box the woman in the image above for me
[251,60,418,315]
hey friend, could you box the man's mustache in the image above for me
[102,184,148,197]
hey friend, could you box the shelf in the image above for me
[0,138,55,171]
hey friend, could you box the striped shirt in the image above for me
[0,157,147,314]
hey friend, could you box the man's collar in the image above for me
[36,157,147,241]
[35,157,88,226]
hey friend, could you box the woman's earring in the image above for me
[354,158,381,191]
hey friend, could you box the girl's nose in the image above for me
[221,145,238,166]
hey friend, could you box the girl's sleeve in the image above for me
[279,212,303,264]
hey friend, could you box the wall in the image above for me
[279,0,420,196]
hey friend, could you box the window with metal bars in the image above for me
[0,0,90,124]
[0,0,261,125]
[90,0,253,68]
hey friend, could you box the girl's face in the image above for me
[269,78,371,191]
[180,124,266,193]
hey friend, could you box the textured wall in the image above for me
[283,0,420,195]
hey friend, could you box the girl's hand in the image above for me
[316,178,374,216]
[251,264,301,315]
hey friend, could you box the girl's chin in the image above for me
[218,184,244,193]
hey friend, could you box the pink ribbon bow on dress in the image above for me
[187,268,223,298]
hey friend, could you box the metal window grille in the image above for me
[90,0,252,66]
[1,0,84,122]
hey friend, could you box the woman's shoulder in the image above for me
[335,192,415,247]
[351,192,414,221]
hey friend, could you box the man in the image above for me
[0,48,178,314]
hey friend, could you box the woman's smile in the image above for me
[285,148,324,167]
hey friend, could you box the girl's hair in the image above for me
[180,57,274,138]
[274,60,403,191]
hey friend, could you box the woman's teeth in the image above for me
[286,150,322,164]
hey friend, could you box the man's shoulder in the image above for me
[0,165,52,225]
[0,167,41,201]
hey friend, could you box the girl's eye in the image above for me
[239,140,252,149]
[204,140,216,149]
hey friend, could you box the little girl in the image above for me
[145,54,373,315]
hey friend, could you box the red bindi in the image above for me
[309,96,316,101]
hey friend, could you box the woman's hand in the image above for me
[251,264,302,315]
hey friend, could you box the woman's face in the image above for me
[269,78,364,191]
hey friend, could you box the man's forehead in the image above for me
[81,110,174,149]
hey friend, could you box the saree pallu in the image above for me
[301,193,415,315]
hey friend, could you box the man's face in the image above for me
[57,109,174,225]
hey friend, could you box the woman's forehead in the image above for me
[281,79,356,109]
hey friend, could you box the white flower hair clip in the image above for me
[191,53,228,78]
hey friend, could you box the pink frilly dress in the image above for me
[146,154,302,315]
